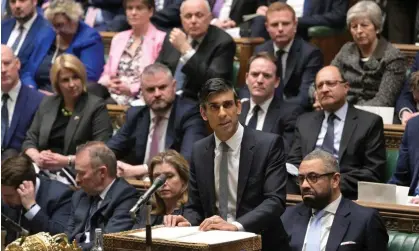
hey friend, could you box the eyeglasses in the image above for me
[315,80,346,90]
[297,172,336,185]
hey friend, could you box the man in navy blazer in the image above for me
[388,116,419,195]
[1,45,44,160]
[254,2,323,110]
[396,52,419,124]
[107,63,207,178]
[282,149,388,251]
[1,0,50,71]
[67,142,138,251]
[1,155,73,245]
[166,79,290,251]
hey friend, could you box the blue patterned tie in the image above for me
[173,40,199,91]
[305,210,326,251]
[322,113,337,155]
[1,94,10,145]
[11,25,24,52]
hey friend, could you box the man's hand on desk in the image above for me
[199,215,238,231]
[117,161,148,178]
[410,197,419,204]
[163,215,191,227]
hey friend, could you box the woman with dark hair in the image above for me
[133,150,189,228]
[95,0,166,105]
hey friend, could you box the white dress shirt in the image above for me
[143,108,172,164]
[302,194,343,251]
[315,102,348,159]
[273,39,294,79]
[214,123,244,230]
[287,0,305,18]
[245,97,273,131]
[7,12,38,55]
[218,0,233,20]
[1,81,21,126]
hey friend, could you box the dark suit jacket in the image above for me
[287,106,387,200]
[156,25,236,99]
[1,84,44,153]
[66,178,138,251]
[239,96,303,151]
[389,116,419,195]
[184,127,290,251]
[22,93,113,156]
[396,52,419,116]
[20,21,105,88]
[281,197,388,251]
[107,96,207,164]
[254,36,323,109]
[2,177,73,245]
[1,15,51,71]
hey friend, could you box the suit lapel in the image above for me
[262,97,281,132]
[1,19,15,44]
[282,38,301,87]
[236,128,255,209]
[291,206,311,251]
[165,98,178,149]
[136,108,150,164]
[73,195,91,236]
[63,94,87,154]
[39,97,60,149]
[202,137,217,215]
[230,0,239,15]
[338,107,358,162]
[239,101,250,125]
[326,199,351,251]
[19,15,40,57]
[4,85,27,147]
[306,112,324,152]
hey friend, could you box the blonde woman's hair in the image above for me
[148,150,189,215]
[44,0,84,23]
[49,54,87,96]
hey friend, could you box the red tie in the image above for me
[148,116,163,163]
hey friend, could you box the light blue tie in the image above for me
[174,61,186,91]
[305,210,326,251]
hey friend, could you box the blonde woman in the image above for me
[23,54,113,185]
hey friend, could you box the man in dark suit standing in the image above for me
[254,2,323,110]
[67,142,138,251]
[1,155,73,245]
[239,52,303,151]
[165,79,290,251]
[287,66,387,199]
[107,63,207,178]
[1,45,44,160]
[388,116,419,196]
[282,149,388,251]
[156,0,236,100]
[1,0,50,71]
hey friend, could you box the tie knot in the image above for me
[220,142,229,152]
[327,113,337,122]
[18,25,24,31]
[253,105,261,114]
[191,40,199,49]
[313,209,326,220]
[276,49,285,58]
[153,115,164,124]
[2,93,10,103]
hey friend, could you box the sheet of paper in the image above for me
[358,181,397,204]
[242,13,262,22]
[175,230,257,244]
[129,226,200,241]
[396,185,410,204]
[354,105,394,124]
[225,27,241,38]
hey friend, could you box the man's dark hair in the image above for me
[1,154,37,188]
[198,78,239,107]
[247,52,278,74]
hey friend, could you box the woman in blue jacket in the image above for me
[21,0,104,94]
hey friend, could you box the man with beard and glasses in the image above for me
[281,149,388,251]
[107,63,207,179]
[1,0,50,71]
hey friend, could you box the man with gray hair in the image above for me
[281,149,388,251]
[107,63,207,178]
[66,141,138,251]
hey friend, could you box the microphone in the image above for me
[129,174,167,219]
[1,213,29,237]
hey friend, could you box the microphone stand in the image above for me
[145,201,152,251]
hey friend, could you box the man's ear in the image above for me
[236,99,242,115]
[200,106,208,121]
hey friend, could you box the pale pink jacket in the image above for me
[98,24,166,95]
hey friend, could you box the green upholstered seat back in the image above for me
[231,61,240,87]
[385,149,399,182]
[388,231,419,251]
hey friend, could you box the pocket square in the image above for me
[340,241,356,246]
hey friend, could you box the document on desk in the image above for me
[358,182,397,204]
[353,105,394,124]
[129,226,256,244]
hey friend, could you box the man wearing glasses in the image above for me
[282,149,388,251]
[287,65,386,200]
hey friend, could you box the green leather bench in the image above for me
[388,231,419,251]
[385,149,400,182]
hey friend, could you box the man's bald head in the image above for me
[1,45,21,93]
[180,0,211,39]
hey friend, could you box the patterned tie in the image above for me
[11,25,24,52]
[173,40,199,91]
[148,116,163,163]
[305,210,326,251]
[322,113,337,155]
[84,195,101,237]
[219,142,229,220]
[1,93,10,145]
[247,105,260,129]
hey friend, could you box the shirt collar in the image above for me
[99,179,116,201]
[312,194,342,215]
[250,96,273,114]
[274,38,294,54]
[1,81,21,103]
[324,101,348,121]
[16,12,37,31]
[214,123,244,152]
[150,106,172,121]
